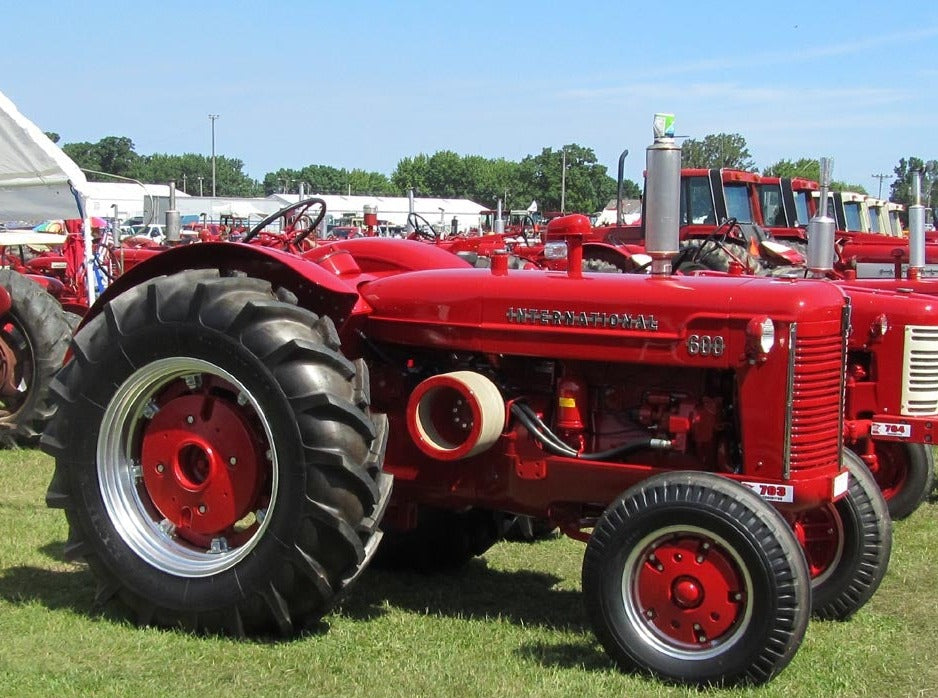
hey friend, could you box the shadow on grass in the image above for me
[342,556,589,634]
[2,540,611,668]
[341,556,613,672]
[0,557,331,644]
[0,563,95,615]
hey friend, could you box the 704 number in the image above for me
[686,334,725,357]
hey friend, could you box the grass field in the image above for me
[1,448,935,698]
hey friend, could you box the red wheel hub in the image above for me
[635,535,744,646]
[0,326,19,397]
[141,393,263,537]
[671,576,704,609]
[791,504,840,578]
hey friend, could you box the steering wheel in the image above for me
[407,212,438,240]
[517,214,537,247]
[243,197,327,246]
[685,217,754,271]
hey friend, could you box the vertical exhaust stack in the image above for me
[616,148,629,226]
[165,180,181,243]
[806,157,836,276]
[908,169,926,277]
[494,198,505,234]
[644,113,681,275]
[406,188,416,235]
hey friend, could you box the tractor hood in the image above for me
[359,268,848,364]
[840,283,938,349]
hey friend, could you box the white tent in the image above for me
[0,89,96,303]
[0,90,89,221]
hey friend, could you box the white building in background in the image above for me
[141,192,490,234]
[593,198,642,226]
[81,182,190,222]
[269,193,488,234]
[144,195,278,225]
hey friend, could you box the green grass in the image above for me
[1,449,936,697]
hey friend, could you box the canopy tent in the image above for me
[0,89,95,303]
[0,90,89,221]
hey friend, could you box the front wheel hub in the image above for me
[671,575,704,609]
[633,534,745,646]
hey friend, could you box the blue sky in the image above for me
[2,1,936,196]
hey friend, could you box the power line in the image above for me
[871,172,892,199]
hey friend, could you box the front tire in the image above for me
[790,449,891,620]
[41,270,391,635]
[582,472,809,686]
[858,441,934,520]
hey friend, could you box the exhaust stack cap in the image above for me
[807,157,835,274]
[645,113,681,275]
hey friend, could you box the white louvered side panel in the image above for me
[901,325,938,415]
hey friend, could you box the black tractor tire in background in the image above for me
[791,449,891,621]
[582,471,810,686]
[41,270,391,636]
[854,441,934,520]
[373,506,504,572]
[930,446,938,494]
[502,515,558,542]
[0,269,72,446]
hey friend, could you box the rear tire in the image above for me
[374,506,503,571]
[790,449,891,620]
[41,270,391,635]
[0,269,71,446]
[582,471,809,686]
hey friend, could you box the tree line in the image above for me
[45,131,935,213]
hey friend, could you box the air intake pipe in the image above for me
[406,371,506,461]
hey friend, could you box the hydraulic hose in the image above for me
[510,402,672,461]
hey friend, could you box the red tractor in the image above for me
[0,218,164,444]
[0,230,77,444]
[769,175,938,279]
[41,126,888,686]
[670,166,937,519]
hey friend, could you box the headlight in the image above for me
[746,316,775,362]
[544,241,568,260]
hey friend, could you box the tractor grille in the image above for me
[901,325,938,416]
[786,328,844,475]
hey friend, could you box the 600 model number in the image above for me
[686,334,725,357]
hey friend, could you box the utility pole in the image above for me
[209,114,219,197]
[560,147,567,214]
[872,172,891,199]
[197,176,203,197]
